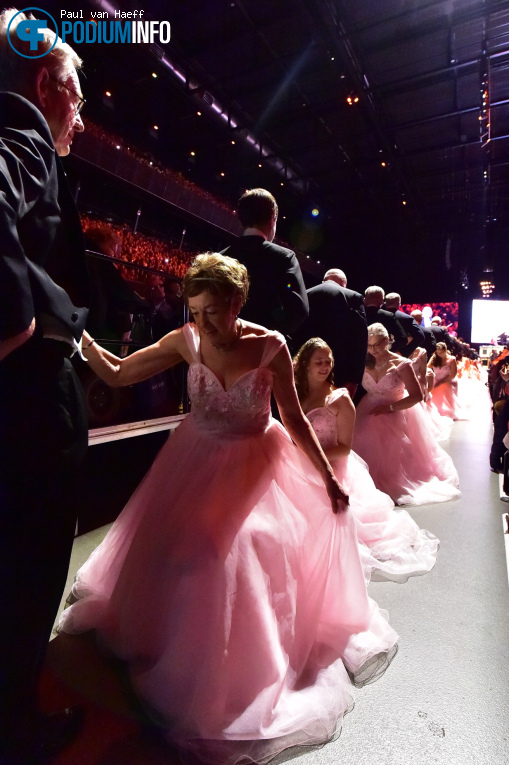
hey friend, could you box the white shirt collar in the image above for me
[243,227,267,240]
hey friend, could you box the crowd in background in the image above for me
[82,119,234,214]
[81,214,196,280]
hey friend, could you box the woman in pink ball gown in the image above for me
[59,254,397,764]
[353,324,460,506]
[409,346,453,442]
[294,338,439,583]
[427,342,468,420]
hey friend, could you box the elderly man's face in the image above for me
[43,67,84,156]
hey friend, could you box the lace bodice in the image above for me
[362,360,412,405]
[433,361,453,384]
[184,323,286,437]
[306,389,348,450]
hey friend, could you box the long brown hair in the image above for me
[429,342,448,368]
[293,338,334,401]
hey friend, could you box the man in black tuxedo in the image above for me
[384,292,425,357]
[221,188,308,348]
[430,316,453,349]
[410,309,436,359]
[293,269,367,397]
[363,286,407,354]
[0,10,89,761]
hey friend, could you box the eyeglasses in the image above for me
[367,339,385,350]
[50,77,86,115]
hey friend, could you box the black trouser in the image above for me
[0,337,87,732]
[490,398,509,471]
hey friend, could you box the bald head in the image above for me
[323,268,347,287]
[411,309,423,324]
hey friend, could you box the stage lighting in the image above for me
[480,280,495,297]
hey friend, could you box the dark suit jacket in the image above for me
[293,282,367,388]
[0,92,89,343]
[390,309,425,357]
[420,326,437,358]
[429,324,453,350]
[365,305,407,354]
[221,235,308,342]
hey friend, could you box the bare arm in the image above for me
[0,318,35,361]
[414,352,428,397]
[326,393,355,461]
[370,360,423,415]
[426,367,435,394]
[434,357,457,386]
[81,328,187,386]
[269,345,348,513]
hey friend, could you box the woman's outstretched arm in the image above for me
[270,345,349,514]
[80,328,187,387]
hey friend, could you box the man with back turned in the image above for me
[0,9,89,762]
[293,268,367,397]
[222,188,309,349]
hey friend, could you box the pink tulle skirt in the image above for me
[353,397,460,506]
[425,400,453,441]
[332,451,439,582]
[59,416,398,764]
[430,379,468,420]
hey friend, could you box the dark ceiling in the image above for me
[38,0,509,299]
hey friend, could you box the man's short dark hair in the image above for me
[237,188,278,228]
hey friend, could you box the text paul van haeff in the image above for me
[61,9,146,18]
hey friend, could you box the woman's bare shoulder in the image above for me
[327,388,354,414]
[241,320,280,339]
[392,354,412,369]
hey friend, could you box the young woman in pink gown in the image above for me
[353,324,460,506]
[59,255,398,764]
[427,342,467,420]
[293,339,439,583]
[409,346,453,442]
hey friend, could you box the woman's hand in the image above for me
[324,473,349,514]
[370,403,393,416]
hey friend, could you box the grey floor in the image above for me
[55,401,509,765]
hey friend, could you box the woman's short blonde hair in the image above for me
[182,252,249,307]
[366,322,392,368]
[367,322,390,342]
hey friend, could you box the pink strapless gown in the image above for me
[430,362,468,420]
[353,361,460,506]
[409,350,453,442]
[307,389,439,583]
[59,324,398,764]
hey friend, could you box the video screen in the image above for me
[471,300,509,344]
[401,302,459,336]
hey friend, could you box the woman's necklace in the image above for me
[375,358,389,372]
[210,320,243,352]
